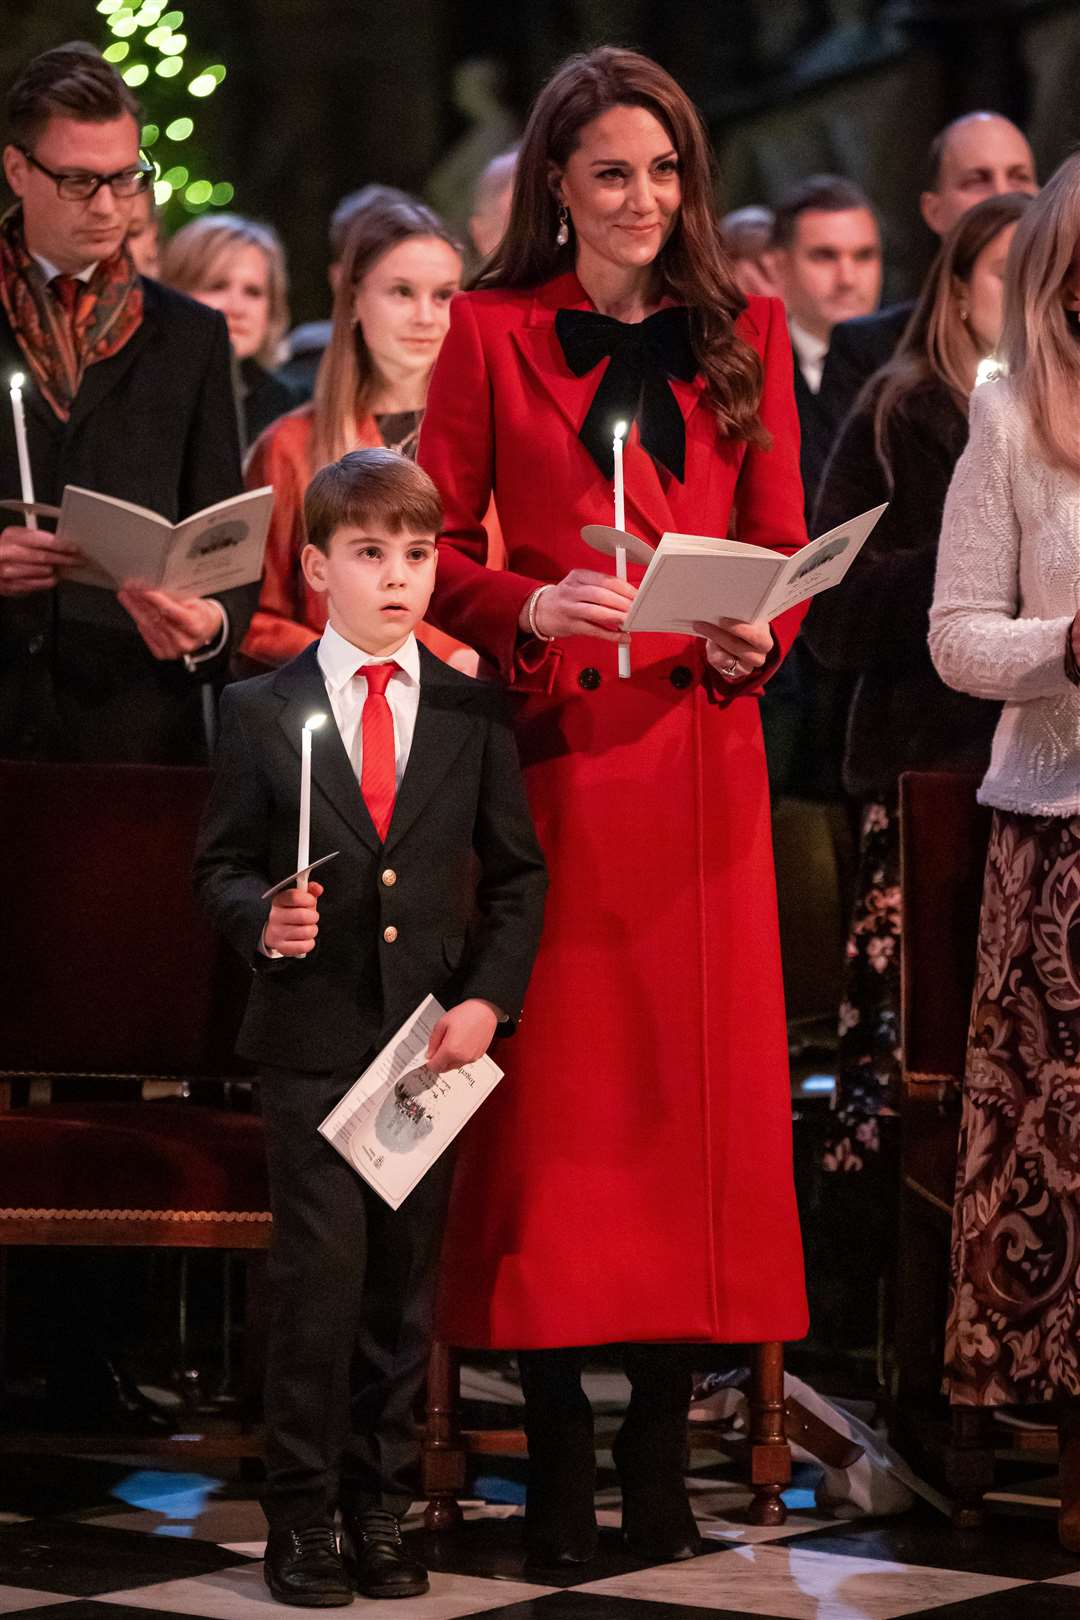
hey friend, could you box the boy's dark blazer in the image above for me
[0,278,255,763]
[194,640,548,1073]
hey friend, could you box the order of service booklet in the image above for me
[53,485,274,597]
[621,502,888,635]
[318,995,504,1210]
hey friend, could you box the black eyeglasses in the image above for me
[17,145,154,201]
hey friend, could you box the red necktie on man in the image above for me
[359,662,399,840]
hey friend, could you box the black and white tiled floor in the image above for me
[1,1453,1078,1620]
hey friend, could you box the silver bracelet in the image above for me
[526,584,556,641]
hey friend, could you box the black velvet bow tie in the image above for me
[554,304,697,483]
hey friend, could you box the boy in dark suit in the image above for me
[194,448,546,1607]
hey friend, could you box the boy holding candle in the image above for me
[194,447,546,1607]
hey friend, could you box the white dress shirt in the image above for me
[30,252,97,285]
[789,318,828,395]
[317,620,422,788]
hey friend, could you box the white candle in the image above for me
[613,421,626,532]
[297,713,326,891]
[613,422,630,679]
[9,372,34,526]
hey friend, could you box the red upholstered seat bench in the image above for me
[0,758,271,1456]
[0,1103,270,1249]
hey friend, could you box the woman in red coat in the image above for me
[418,47,809,1567]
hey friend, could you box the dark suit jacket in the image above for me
[0,278,256,763]
[792,354,831,519]
[815,302,916,452]
[759,353,851,802]
[193,641,548,1072]
[804,375,999,799]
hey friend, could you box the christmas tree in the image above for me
[96,0,233,227]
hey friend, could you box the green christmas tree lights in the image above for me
[95,0,234,224]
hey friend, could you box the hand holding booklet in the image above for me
[319,995,503,1210]
[36,485,275,597]
[619,503,887,634]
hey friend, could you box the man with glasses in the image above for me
[0,41,253,762]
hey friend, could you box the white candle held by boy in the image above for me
[297,713,327,890]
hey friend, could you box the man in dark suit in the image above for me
[762,176,881,803]
[195,448,546,1607]
[767,174,882,514]
[817,111,1038,445]
[0,42,254,762]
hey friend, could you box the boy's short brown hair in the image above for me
[303,448,443,554]
[7,42,142,147]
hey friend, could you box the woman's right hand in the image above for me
[521,569,637,641]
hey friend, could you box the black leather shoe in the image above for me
[264,1525,353,1607]
[340,1508,429,1599]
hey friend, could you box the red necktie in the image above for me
[51,273,82,328]
[359,662,399,840]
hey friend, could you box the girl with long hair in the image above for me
[803,191,1030,1355]
[161,213,298,446]
[239,193,477,668]
[930,153,1080,1550]
[418,47,809,1565]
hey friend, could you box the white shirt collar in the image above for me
[788,318,829,393]
[30,251,97,286]
[317,620,421,693]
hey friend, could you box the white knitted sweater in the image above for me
[929,376,1080,816]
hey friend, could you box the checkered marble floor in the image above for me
[1,1456,1078,1620]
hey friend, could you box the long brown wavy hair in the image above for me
[477,47,768,449]
[311,194,462,471]
[870,191,1031,482]
[1001,150,1080,477]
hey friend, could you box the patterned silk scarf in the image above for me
[0,205,144,421]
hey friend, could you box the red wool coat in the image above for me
[418,271,810,1349]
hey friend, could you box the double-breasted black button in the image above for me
[578,666,601,691]
[670,664,693,690]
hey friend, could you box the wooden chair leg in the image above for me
[422,1341,466,1531]
[747,1342,790,1526]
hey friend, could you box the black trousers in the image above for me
[259,1066,455,1530]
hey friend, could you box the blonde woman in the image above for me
[930,152,1080,1550]
[801,192,1029,1354]
[239,192,497,669]
[161,213,299,446]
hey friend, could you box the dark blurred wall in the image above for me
[2,1,1080,321]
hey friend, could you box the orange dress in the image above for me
[240,404,504,669]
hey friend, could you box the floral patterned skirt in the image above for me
[822,794,903,1175]
[815,796,903,1351]
[946,809,1080,1406]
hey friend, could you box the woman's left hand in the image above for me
[692,617,773,682]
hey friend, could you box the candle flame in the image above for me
[304,713,327,732]
[613,420,627,440]
[9,372,25,391]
